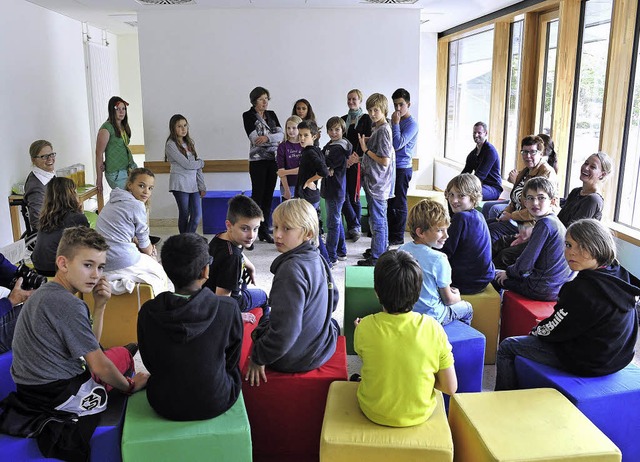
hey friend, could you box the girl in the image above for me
[496,219,640,390]
[95,168,172,296]
[31,177,90,276]
[276,115,303,200]
[291,98,316,122]
[245,199,339,386]
[165,114,206,233]
[95,96,137,193]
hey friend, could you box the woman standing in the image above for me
[95,96,137,193]
[242,86,284,243]
[24,140,56,232]
[165,114,206,234]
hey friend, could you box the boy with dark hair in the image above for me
[204,194,269,323]
[354,250,457,427]
[388,88,419,245]
[138,233,243,420]
[494,177,573,301]
[400,200,473,325]
[0,227,148,460]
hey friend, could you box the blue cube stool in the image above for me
[442,321,485,408]
[202,190,243,234]
[0,350,127,462]
[515,356,639,461]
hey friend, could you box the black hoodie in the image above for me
[137,288,243,421]
[533,263,640,376]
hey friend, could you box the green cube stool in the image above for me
[122,390,252,462]
[344,266,381,354]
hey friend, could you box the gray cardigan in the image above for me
[95,188,149,271]
[23,172,46,231]
[165,140,206,193]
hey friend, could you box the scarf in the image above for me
[345,108,363,133]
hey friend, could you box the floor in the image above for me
[145,224,499,391]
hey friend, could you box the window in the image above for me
[503,20,524,177]
[445,27,494,164]
[539,19,559,135]
[567,0,613,193]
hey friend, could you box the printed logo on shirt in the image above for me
[535,309,568,336]
[81,387,108,411]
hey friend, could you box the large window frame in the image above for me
[502,19,524,177]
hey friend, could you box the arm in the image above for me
[472,144,499,182]
[85,348,148,393]
[90,277,111,342]
[0,280,32,318]
[165,141,205,170]
[438,285,462,305]
[225,306,243,373]
[434,365,458,396]
[391,118,419,151]
[215,287,233,297]
[440,214,463,258]
[23,176,46,231]
[133,203,151,252]
[244,255,256,285]
[95,128,110,192]
[196,169,206,195]
[506,221,550,279]
[359,134,390,166]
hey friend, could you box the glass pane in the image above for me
[567,0,613,193]
[445,28,494,164]
[539,20,559,135]
[503,20,524,177]
[619,39,640,229]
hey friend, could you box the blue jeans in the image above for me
[481,200,509,219]
[366,193,388,260]
[0,304,22,353]
[488,219,518,244]
[495,335,563,390]
[387,167,412,243]
[481,184,503,201]
[172,191,203,234]
[342,164,361,233]
[105,169,129,189]
[240,286,270,316]
[441,300,473,326]
[325,197,347,262]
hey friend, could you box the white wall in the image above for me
[137,8,421,220]
[416,29,438,189]
[0,0,93,247]
[117,34,144,146]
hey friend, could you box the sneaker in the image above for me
[337,255,347,261]
[357,257,376,267]
[124,342,139,357]
[329,260,337,269]
[348,229,361,242]
[349,373,362,382]
[363,248,372,258]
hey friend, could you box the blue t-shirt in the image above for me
[441,209,495,294]
[399,241,450,323]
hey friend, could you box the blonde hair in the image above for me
[285,115,303,142]
[366,93,389,117]
[272,199,319,246]
[347,89,363,102]
[407,199,450,240]
[446,173,483,208]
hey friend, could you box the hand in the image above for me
[245,359,267,386]
[8,278,33,307]
[199,190,206,198]
[132,372,150,392]
[151,245,158,259]
[328,168,334,177]
[277,169,286,178]
[508,169,518,183]
[391,110,401,125]
[354,317,362,328]
[358,133,368,153]
[495,271,508,285]
[242,312,257,324]
[499,212,512,222]
[255,135,269,145]
[304,180,317,190]
[92,277,111,307]
[283,188,292,200]
[346,152,359,168]
[450,286,460,295]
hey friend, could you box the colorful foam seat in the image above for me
[343,266,379,355]
[121,390,252,462]
[240,330,348,462]
[81,283,154,348]
[461,283,501,364]
[515,356,640,462]
[499,290,555,341]
[442,321,485,406]
[201,190,243,234]
[449,388,621,461]
[0,350,127,462]
[320,381,453,462]
[406,189,447,230]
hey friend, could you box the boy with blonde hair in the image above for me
[399,200,473,324]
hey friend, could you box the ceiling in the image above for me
[25,0,523,34]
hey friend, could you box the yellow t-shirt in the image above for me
[354,311,454,427]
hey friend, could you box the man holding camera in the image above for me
[0,253,34,353]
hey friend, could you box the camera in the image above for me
[9,263,48,291]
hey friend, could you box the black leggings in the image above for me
[249,159,277,232]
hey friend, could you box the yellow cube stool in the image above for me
[406,189,447,231]
[449,389,621,462]
[320,381,453,462]
[461,284,501,364]
[81,283,154,348]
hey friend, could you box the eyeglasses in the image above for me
[520,149,539,157]
[524,195,549,203]
[34,152,56,161]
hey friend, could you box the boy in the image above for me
[494,177,573,301]
[138,233,243,420]
[388,88,419,245]
[321,116,352,267]
[0,227,148,460]
[442,173,495,294]
[204,194,269,323]
[358,93,395,266]
[354,250,457,427]
[399,199,473,325]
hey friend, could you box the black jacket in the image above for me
[138,288,243,420]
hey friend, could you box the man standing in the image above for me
[462,122,503,200]
[388,88,419,246]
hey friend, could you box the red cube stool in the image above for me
[240,320,348,462]
[500,290,555,341]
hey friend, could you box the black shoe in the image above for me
[258,232,274,243]
[357,258,376,267]
[348,229,361,242]
[349,373,362,382]
[124,342,139,357]
[363,248,372,258]
[389,239,405,246]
